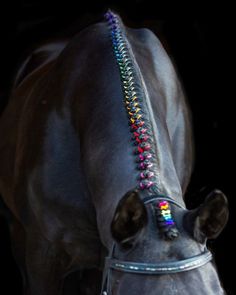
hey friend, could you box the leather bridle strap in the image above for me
[105,250,212,275]
[101,250,212,294]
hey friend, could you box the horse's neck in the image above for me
[61,21,190,246]
[123,28,184,200]
[78,27,185,247]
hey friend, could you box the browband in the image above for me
[105,250,212,275]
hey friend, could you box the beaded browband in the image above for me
[104,10,179,239]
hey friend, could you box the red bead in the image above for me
[133,131,140,137]
[137,146,144,153]
[135,137,142,144]
[131,124,138,130]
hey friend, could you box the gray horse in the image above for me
[0,10,228,295]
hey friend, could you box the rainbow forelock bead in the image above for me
[158,201,175,226]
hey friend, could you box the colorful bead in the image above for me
[139,134,149,141]
[157,201,175,226]
[136,146,144,154]
[136,152,152,162]
[139,160,153,170]
[136,127,147,134]
[140,171,154,179]
[139,180,154,190]
[139,142,151,151]
[143,151,152,159]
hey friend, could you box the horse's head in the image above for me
[103,190,228,295]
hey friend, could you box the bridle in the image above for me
[100,195,213,295]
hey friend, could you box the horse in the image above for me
[0,10,228,295]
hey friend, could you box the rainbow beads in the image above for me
[155,200,179,239]
[105,10,157,191]
[105,10,179,240]
[158,201,175,225]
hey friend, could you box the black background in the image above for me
[0,1,235,294]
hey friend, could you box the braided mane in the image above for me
[104,11,179,240]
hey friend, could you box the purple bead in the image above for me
[140,171,154,179]
[139,160,153,170]
[104,12,112,19]
[139,162,146,170]
[137,152,152,162]
[139,180,154,190]
[146,181,154,189]
[138,154,145,161]
[139,182,146,190]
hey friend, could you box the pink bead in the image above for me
[139,182,146,190]
[139,162,146,170]
[137,152,152,161]
[146,181,154,188]
[137,127,147,134]
[148,171,154,178]
[138,154,145,161]
[140,143,151,151]
[139,161,153,170]
[144,152,152,159]
[140,171,154,179]
[139,180,154,190]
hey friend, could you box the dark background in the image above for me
[0,1,235,294]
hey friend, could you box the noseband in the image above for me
[101,196,213,295]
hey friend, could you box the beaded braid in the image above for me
[104,11,179,239]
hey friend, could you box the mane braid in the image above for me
[104,11,179,240]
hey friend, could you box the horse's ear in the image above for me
[111,190,147,247]
[185,190,229,243]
